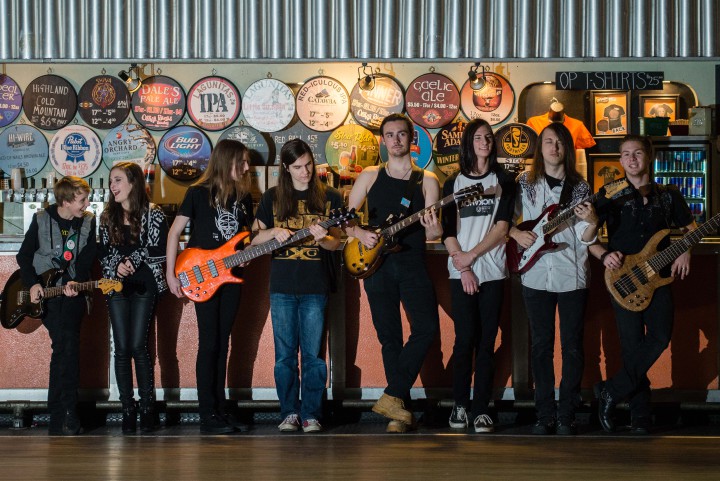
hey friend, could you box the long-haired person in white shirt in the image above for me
[508,123,599,435]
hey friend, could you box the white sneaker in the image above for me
[449,404,468,429]
[278,414,300,432]
[302,419,322,433]
[473,414,494,433]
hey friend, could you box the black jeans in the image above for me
[193,283,242,419]
[363,254,439,401]
[606,285,673,419]
[450,278,504,418]
[43,296,85,430]
[108,289,157,407]
[523,286,587,422]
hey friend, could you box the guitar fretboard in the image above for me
[647,213,720,272]
[221,215,348,269]
[543,190,604,235]
[382,185,483,237]
[20,280,101,302]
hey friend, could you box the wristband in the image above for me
[600,251,610,263]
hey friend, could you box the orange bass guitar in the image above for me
[175,208,357,302]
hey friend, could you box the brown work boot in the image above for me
[386,414,417,433]
[372,393,413,424]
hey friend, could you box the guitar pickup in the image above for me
[178,271,190,288]
[207,259,219,278]
[192,265,204,284]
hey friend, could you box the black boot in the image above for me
[140,401,160,433]
[594,381,617,433]
[62,408,83,436]
[122,403,137,434]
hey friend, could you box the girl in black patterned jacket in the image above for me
[99,161,168,434]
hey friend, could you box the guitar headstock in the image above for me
[329,207,359,227]
[454,183,485,203]
[98,279,123,294]
[600,178,629,198]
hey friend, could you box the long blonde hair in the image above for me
[193,139,251,208]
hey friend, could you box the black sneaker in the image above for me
[219,412,248,432]
[200,414,234,434]
[532,418,555,435]
[448,404,469,429]
[556,419,577,435]
[61,410,83,436]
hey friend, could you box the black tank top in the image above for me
[366,166,427,255]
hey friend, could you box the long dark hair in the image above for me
[527,123,582,186]
[275,139,326,221]
[459,118,499,176]
[193,139,251,209]
[100,162,149,245]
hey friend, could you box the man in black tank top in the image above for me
[345,114,442,433]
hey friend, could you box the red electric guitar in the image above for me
[507,179,627,274]
[175,208,357,302]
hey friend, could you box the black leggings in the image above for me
[108,289,157,407]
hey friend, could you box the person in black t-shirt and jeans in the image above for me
[252,139,343,433]
[166,139,254,434]
[591,135,696,434]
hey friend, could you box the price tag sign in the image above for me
[23,75,78,131]
[158,125,212,181]
[0,74,23,128]
[78,75,131,130]
[296,76,349,132]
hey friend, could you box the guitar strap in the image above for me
[397,166,424,218]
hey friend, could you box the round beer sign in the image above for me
[460,72,515,126]
[380,124,433,169]
[242,78,296,133]
[157,125,212,181]
[296,76,349,132]
[102,124,156,169]
[131,75,186,131]
[0,74,23,128]
[78,75,131,129]
[187,76,241,131]
[49,125,103,177]
[432,118,467,176]
[494,123,538,175]
[350,74,405,130]
[271,123,332,166]
[405,73,460,129]
[219,126,273,166]
[23,75,78,131]
[325,124,379,180]
[0,124,49,176]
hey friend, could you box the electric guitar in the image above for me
[343,183,486,279]
[175,207,357,302]
[507,179,628,274]
[605,212,720,312]
[0,269,122,329]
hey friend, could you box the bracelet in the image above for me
[600,251,610,263]
[459,268,471,274]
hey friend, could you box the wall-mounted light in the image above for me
[118,63,142,93]
[468,62,488,91]
[357,62,375,91]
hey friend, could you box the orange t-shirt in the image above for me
[526,113,596,149]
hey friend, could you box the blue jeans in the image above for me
[270,293,328,421]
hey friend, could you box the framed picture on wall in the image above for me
[590,154,626,193]
[591,91,630,136]
[639,94,679,120]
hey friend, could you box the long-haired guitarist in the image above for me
[15,176,97,435]
[507,123,600,435]
[251,139,343,434]
[99,162,168,433]
[165,139,253,434]
[345,113,442,433]
[591,135,696,434]
[442,119,516,433]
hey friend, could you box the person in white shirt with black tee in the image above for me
[508,123,600,435]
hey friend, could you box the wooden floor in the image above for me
[3,420,720,480]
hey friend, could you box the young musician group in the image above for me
[16,113,696,436]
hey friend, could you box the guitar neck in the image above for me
[40,280,100,299]
[648,213,720,271]
[225,217,340,268]
[383,192,457,237]
[544,190,602,234]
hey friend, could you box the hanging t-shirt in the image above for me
[178,185,254,250]
[526,113,596,149]
[254,186,343,294]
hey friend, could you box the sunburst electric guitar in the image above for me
[605,212,720,312]
[175,208,357,302]
[343,183,486,279]
[507,179,628,274]
[0,269,122,329]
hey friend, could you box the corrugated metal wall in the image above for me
[0,0,718,60]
